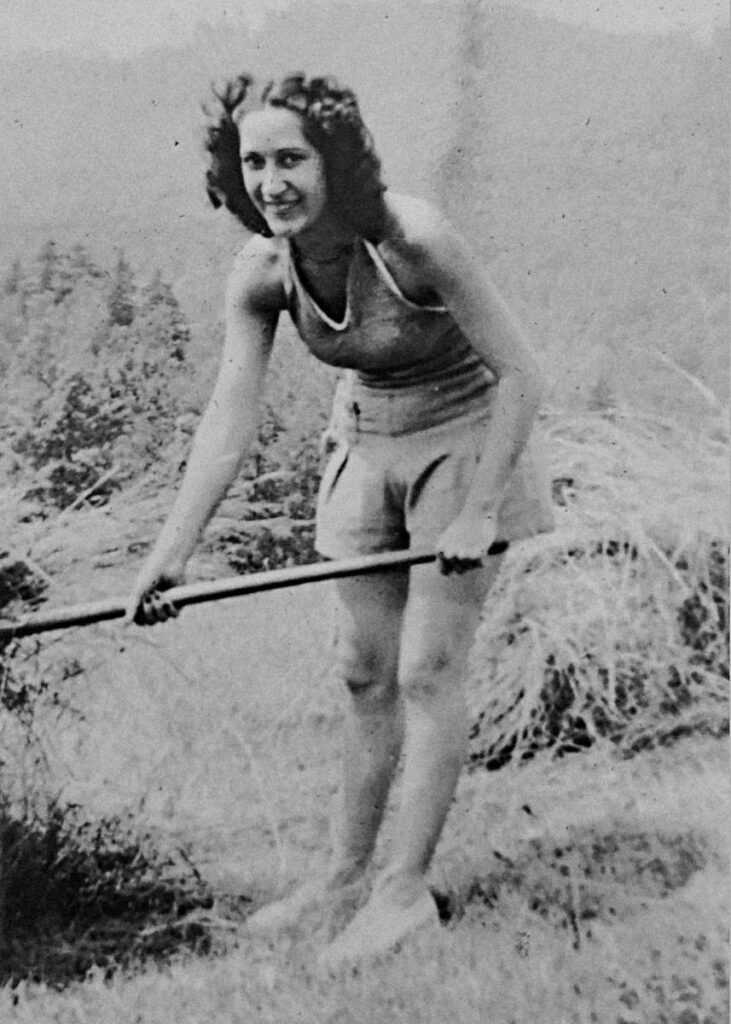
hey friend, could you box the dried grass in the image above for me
[469,409,729,767]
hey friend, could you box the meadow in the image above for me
[0,3,728,1021]
[0,395,727,1022]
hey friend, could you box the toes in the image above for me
[319,887,439,969]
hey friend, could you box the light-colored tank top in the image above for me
[284,238,497,435]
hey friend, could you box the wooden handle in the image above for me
[0,542,508,641]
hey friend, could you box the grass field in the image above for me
[1,407,727,1023]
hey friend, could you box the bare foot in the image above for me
[246,865,365,934]
[318,872,439,968]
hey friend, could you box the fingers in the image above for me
[437,541,509,575]
[437,552,484,576]
[127,587,181,627]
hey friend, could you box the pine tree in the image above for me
[37,240,57,293]
[140,270,190,362]
[2,259,24,297]
[107,251,136,327]
[69,243,103,280]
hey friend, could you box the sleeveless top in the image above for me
[283,238,497,436]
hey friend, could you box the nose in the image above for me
[261,162,287,200]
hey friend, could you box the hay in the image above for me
[469,410,729,768]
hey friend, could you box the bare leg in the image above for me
[321,556,504,965]
[332,569,409,873]
[247,568,407,932]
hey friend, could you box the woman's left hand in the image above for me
[435,506,499,575]
[436,505,497,577]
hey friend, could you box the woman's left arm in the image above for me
[417,210,545,568]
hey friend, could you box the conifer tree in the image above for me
[37,240,57,293]
[140,271,190,362]
[107,252,135,327]
[2,259,24,297]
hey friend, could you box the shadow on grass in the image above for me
[433,825,711,949]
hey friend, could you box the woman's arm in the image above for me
[391,199,545,566]
[429,217,543,507]
[125,244,281,622]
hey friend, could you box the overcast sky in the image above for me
[0,0,726,58]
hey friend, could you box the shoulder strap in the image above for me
[286,240,351,331]
[362,239,446,313]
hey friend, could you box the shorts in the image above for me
[315,410,555,560]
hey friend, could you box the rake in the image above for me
[0,542,508,641]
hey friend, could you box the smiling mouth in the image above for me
[264,201,300,216]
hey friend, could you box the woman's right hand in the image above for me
[123,558,186,627]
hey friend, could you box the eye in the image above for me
[242,153,264,171]
[278,151,306,169]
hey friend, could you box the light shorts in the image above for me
[315,410,555,560]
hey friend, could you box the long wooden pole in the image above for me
[0,542,509,641]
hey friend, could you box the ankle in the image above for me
[374,865,429,905]
[326,858,368,889]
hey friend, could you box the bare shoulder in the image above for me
[378,193,469,296]
[380,193,467,282]
[227,234,288,315]
[382,193,454,254]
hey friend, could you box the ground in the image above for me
[1,492,728,1023]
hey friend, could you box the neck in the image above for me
[292,216,357,264]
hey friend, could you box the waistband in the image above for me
[342,362,495,439]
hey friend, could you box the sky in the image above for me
[0,0,726,58]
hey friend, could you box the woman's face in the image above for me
[238,106,328,238]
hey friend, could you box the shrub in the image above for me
[0,801,216,987]
[2,246,195,511]
[13,372,127,508]
[216,523,318,574]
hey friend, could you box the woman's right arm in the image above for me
[125,245,281,624]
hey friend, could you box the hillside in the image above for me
[0,3,727,416]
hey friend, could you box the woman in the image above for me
[126,73,553,964]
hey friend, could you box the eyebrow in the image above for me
[241,144,310,154]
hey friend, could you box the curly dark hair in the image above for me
[203,73,388,241]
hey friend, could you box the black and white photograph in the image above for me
[0,1,727,1020]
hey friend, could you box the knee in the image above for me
[334,638,397,706]
[399,645,459,705]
